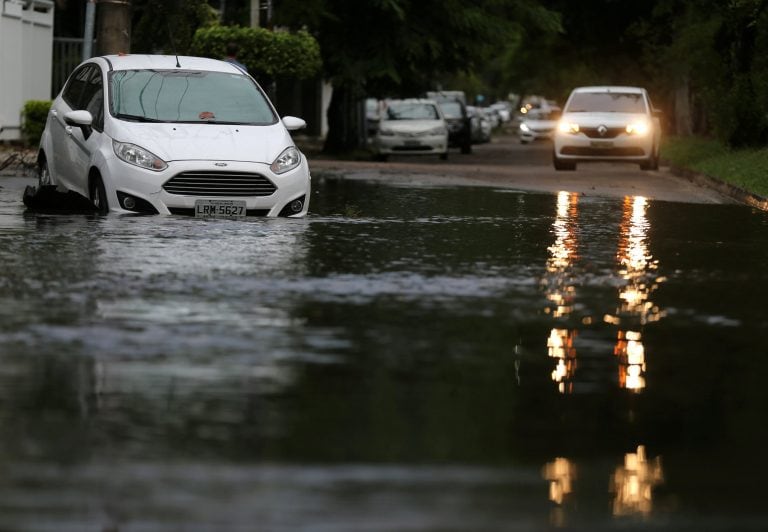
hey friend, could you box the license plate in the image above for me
[590,140,614,148]
[404,140,422,146]
[194,199,246,218]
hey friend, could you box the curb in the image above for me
[667,164,768,211]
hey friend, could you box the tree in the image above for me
[273,0,561,153]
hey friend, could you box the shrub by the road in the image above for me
[22,100,52,147]
[662,136,768,198]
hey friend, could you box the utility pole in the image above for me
[96,0,132,55]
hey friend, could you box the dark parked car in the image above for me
[427,94,472,154]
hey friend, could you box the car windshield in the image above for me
[565,92,646,113]
[438,101,463,119]
[109,69,277,124]
[386,102,439,120]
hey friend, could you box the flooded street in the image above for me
[1,171,768,531]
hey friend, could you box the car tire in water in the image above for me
[553,153,576,171]
[38,157,53,189]
[640,145,659,171]
[89,174,109,215]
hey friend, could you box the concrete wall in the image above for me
[0,0,54,142]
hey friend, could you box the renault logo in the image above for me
[597,125,608,136]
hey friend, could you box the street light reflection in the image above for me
[605,196,666,392]
[611,445,664,517]
[543,457,576,526]
[544,191,580,393]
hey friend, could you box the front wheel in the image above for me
[640,146,659,171]
[38,158,53,189]
[439,152,448,161]
[89,175,109,215]
[553,153,576,171]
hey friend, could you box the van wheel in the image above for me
[89,175,109,215]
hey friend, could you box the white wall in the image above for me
[0,0,54,142]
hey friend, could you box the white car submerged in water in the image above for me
[38,54,310,217]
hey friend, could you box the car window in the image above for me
[81,67,104,131]
[62,65,94,109]
[109,70,277,125]
[386,103,439,120]
[565,92,647,113]
[438,101,463,119]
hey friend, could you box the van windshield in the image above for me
[565,92,646,113]
[109,70,277,125]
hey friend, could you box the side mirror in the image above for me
[64,110,94,139]
[282,116,307,131]
[64,110,93,127]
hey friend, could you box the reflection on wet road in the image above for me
[1,175,768,530]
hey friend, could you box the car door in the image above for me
[49,64,105,197]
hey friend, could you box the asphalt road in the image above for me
[308,132,736,205]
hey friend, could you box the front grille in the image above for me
[163,171,277,197]
[393,145,436,151]
[561,146,645,157]
[580,127,625,139]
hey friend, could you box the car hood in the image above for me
[380,119,445,132]
[561,112,647,126]
[106,121,293,163]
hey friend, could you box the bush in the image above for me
[190,26,322,83]
[21,100,52,147]
[662,135,768,198]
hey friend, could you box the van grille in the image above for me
[163,171,276,197]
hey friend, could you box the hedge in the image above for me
[190,26,322,82]
[22,100,52,147]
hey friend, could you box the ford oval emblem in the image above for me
[214,162,228,167]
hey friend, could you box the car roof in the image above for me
[571,86,646,94]
[97,54,244,75]
[387,98,439,105]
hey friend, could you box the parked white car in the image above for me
[38,54,310,217]
[553,86,661,171]
[372,99,449,161]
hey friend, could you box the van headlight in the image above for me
[520,123,531,133]
[113,140,167,171]
[270,146,301,174]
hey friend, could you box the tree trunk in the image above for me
[96,0,132,55]
[674,77,692,136]
[323,85,364,154]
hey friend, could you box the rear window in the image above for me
[386,102,440,120]
[109,69,277,125]
[565,92,647,113]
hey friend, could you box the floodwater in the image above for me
[1,174,768,531]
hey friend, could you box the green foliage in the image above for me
[190,26,322,81]
[132,0,218,54]
[21,100,52,147]
[662,135,768,197]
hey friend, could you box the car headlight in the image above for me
[270,146,301,175]
[378,128,396,136]
[113,140,167,171]
[426,126,447,135]
[558,121,579,134]
[519,123,531,133]
[626,121,650,135]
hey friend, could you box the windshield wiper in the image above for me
[114,113,162,122]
